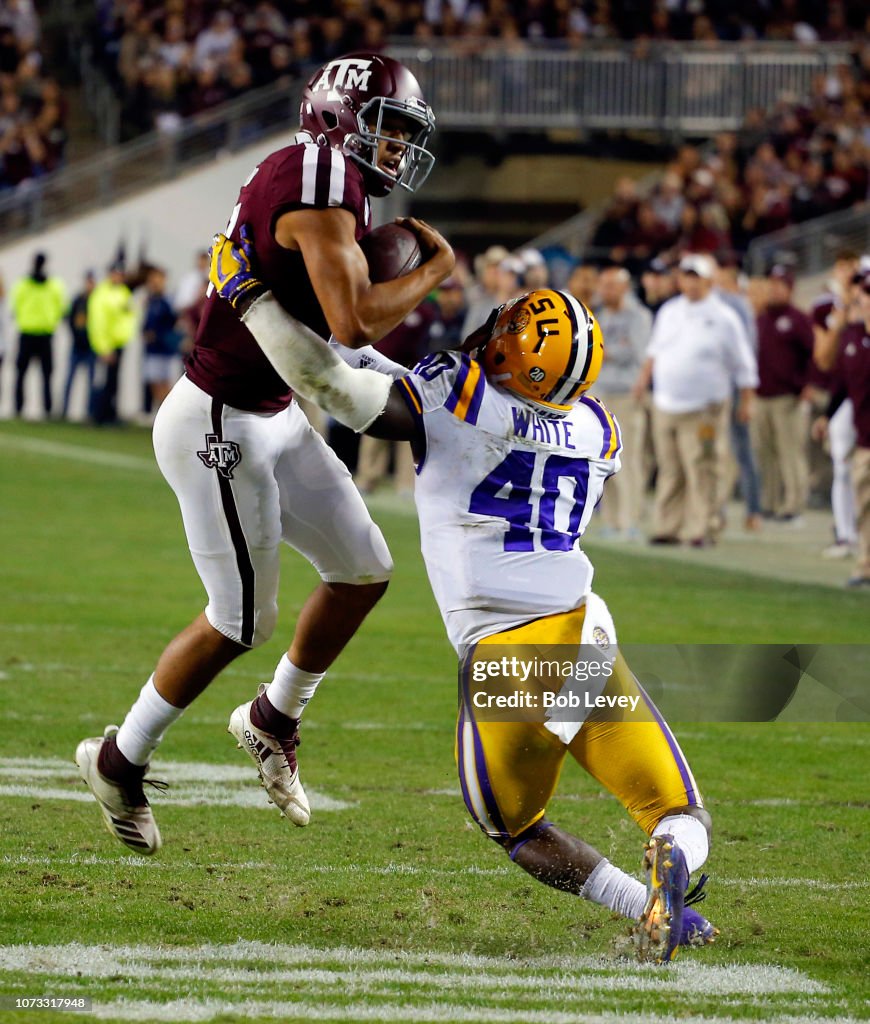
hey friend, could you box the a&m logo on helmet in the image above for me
[481,288,604,416]
[310,57,373,100]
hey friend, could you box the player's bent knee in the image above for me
[328,578,389,608]
[206,602,278,650]
[662,804,713,841]
[505,819,555,860]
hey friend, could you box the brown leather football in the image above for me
[360,223,422,283]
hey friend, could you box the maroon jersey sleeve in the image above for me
[187,140,372,413]
[266,144,371,230]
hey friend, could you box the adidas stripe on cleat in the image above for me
[227,684,310,827]
[74,726,164,855]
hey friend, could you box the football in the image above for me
[360,222,422,283]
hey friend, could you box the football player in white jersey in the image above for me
[208,231,718,964]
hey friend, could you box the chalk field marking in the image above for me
[1,434,158,472]
[0,943,829,1000]
[82,1004,860,1024]
[0,942,843,1024]
[1,848,866,893]
[0,757,354,812]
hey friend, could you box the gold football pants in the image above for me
[455,607,702,841]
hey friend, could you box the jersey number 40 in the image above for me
[469,449,590,552]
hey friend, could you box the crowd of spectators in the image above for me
[589,61,870,270]
[91,0,870,140]
[0,1,67,192]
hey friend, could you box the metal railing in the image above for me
[746,206,870,277]
[0,42,857,245]
[0,79,300,243]
[389,42,852,135]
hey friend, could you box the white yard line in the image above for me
[1,848,866,892]
[0,941,844,1024]
[80,1002,861,1024]
[0,942,829,997]
[1,434,158,472]
[0,757,354,812]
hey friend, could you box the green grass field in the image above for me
[1,420,868,1024]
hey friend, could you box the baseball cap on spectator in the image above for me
[499,255,525,277]
[519,248,545,269]
[647,257,672,274]
[438,276,463,290]
[768,264,795,287]
[678,254,715,279]
[480,245,509,266]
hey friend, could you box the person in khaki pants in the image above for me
[813,269,870,588]
[752,265,815,521]
[634,254,758,546]
[593,266,652,538]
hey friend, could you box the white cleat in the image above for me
[74,727,163,855]
[228,685,310,827]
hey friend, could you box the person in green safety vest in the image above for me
[11,252,68,417]
[88,260,137,425]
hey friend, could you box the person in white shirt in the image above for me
[594,266,653,538]
[634,254,758,546]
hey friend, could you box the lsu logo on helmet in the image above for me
[481,289,604,415]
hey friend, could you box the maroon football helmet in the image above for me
[299,52,436,196]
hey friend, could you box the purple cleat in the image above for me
[633,834,688,964]
[679,875,719,947]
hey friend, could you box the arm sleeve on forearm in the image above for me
[240,292,391,433]
[328,337,410,379]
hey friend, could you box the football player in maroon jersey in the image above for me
[75,53,454,855]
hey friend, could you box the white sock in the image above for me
[115,676,184,766]
[265,655,325,719]
[653,814,709,874]
[580,858,647,920]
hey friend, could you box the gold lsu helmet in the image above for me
[480,289,604,415]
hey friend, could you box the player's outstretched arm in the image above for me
[275,207,454,348]
[209,231,418,441]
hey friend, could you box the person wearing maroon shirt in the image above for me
[752,265,815,521]
[75,52,455,856]
[814,271,870,588]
